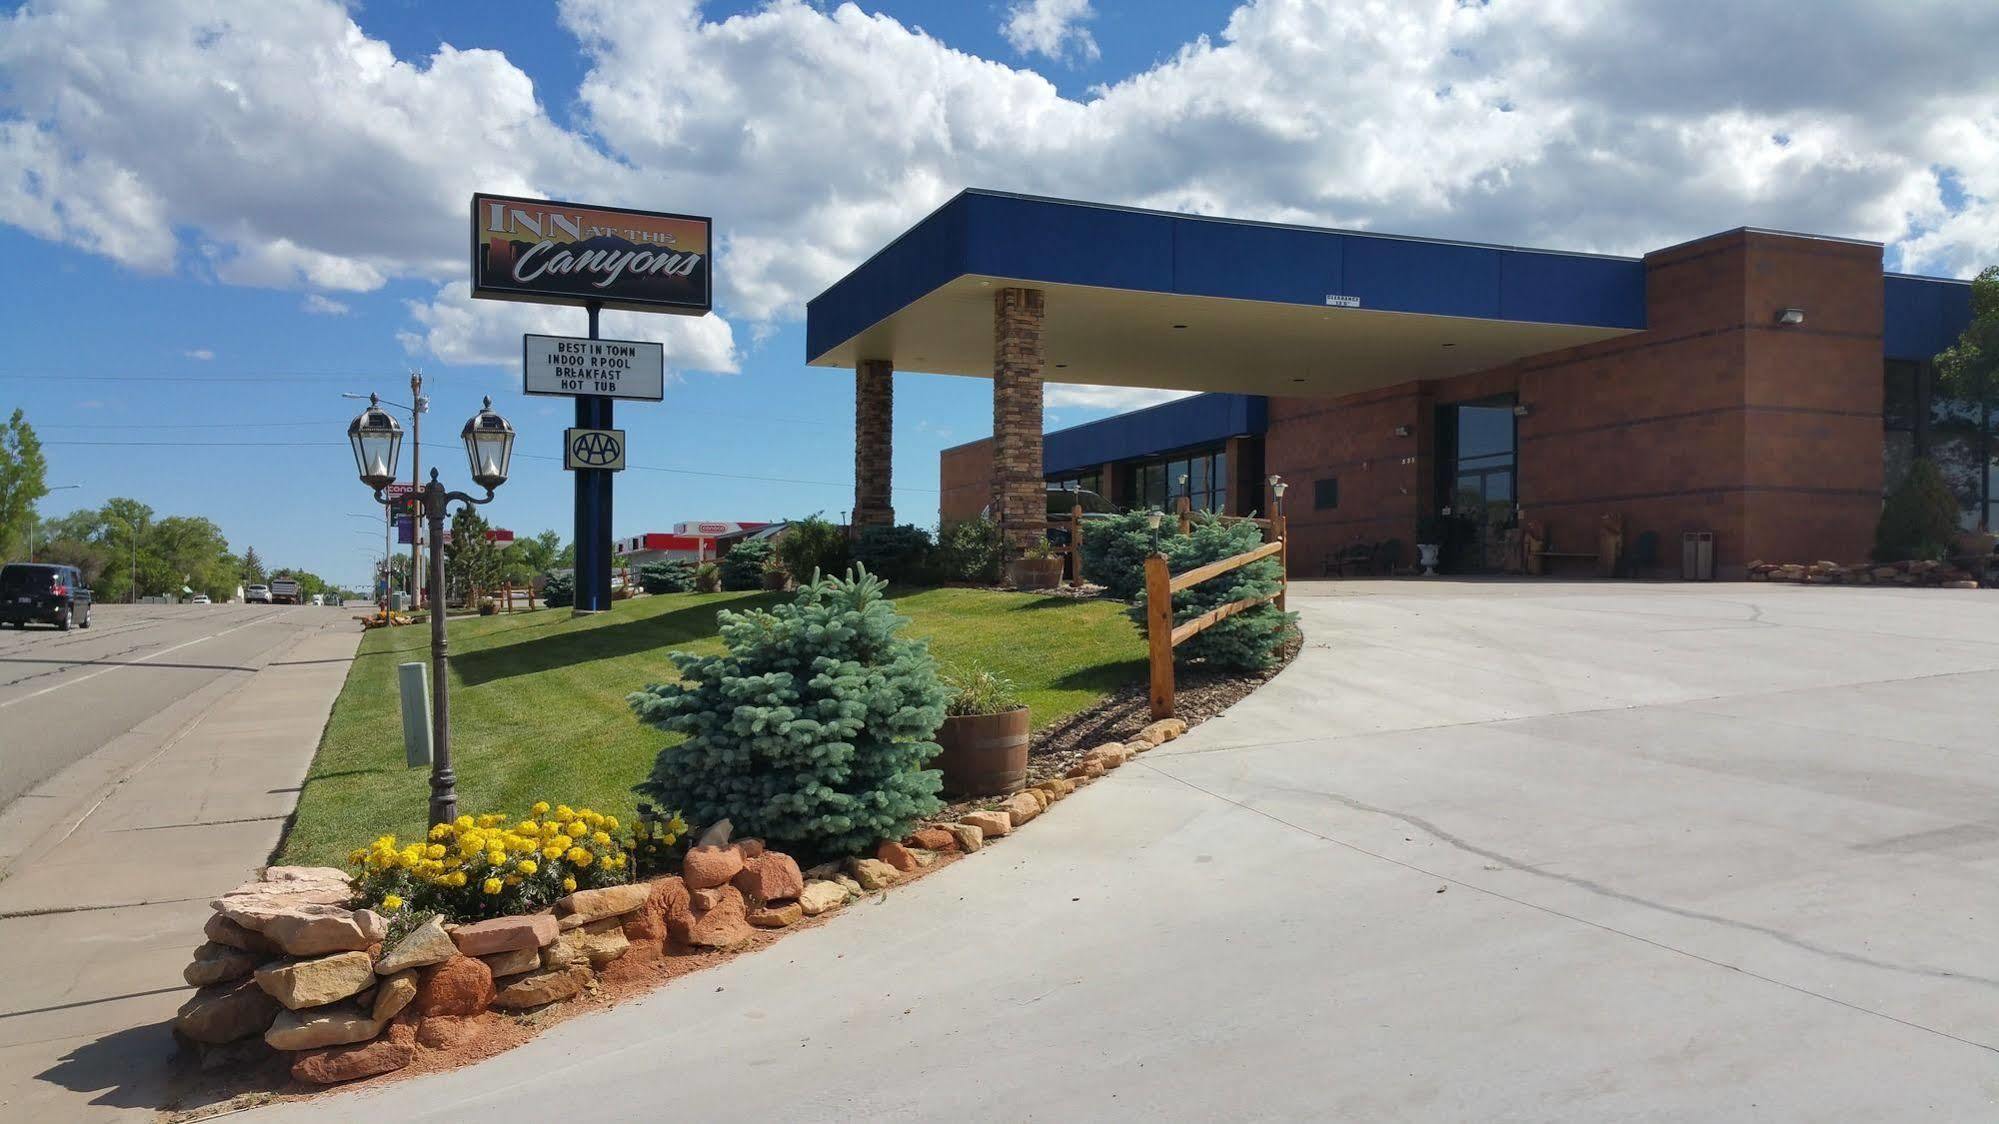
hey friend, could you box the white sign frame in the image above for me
[564,428,628,472]
[524,334,665,401]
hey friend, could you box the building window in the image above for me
[1885,359,1987,530]
[1314,477,1339,510]
[1048,471,1103,500]
[1129,447,1227,513]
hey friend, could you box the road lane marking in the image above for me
[0,616,271,710]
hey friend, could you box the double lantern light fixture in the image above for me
[345,393,517,827]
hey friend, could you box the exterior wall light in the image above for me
[1394,424,1412,437]
[1512,404,1532,418]
[1776,308,1806,325]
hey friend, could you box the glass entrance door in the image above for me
[1439,400,1517,573]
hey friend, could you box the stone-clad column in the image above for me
[853,358,894,528]
[992,288,1047,559]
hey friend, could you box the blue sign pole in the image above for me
[574,301,614,613]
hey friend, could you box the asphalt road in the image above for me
[0,603,346,808]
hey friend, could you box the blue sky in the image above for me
[3,0,1995,589]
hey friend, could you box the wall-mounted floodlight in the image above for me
[1776,308,1805,325]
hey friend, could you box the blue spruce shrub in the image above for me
[628,567,946,858]
[540,570,574,608]
[1081,509,1170,601]
[851,523,935,585]
[1129,517,1297,670]
[638,559,696,594]
[718,539,773,591]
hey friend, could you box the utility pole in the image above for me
[409,370,425,607]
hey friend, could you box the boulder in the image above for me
[732,852,804,904]
[1067,760,1106,780]
[847,858,899,892]
[554,883,651,929]
[451,913,558,956]
[875,841,918,872]
[747,902,803,928]
[413,956,494,1018]
[204,913,279,954]
[907,848,939,868]
[480,946,541,979]
[907,827,956,852]
[1139,718,1184,743]
[491,965,591,1009]
[184,942,260,988]
[681,845,745,889]
[626,876,688,945]
[291,1036,415,1084]
[548,918,629,968]
[801,861,842,880]
[376,914,457,974]
[960,810,1011,838]
[371,970,418,1022]
[264,865,352,885]
[213,879,355,930]
[257,904,377,956]
[1092,742,1129,767]
[1020,788,1052,812]
[942,822,984,853]
[254,951,376,1010]
[797,880,850,917]
[416,1014,486,1050]
[668,883,753,949]
[733,838,766,859]
[1032,777,1076,799]
[693,818,733,848]
[831,874,864,897]
[265,1004,383,1051]
[174,977,282,1044]
[691,887,728,911]
[1001,791,1041,826]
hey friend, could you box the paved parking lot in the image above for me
[259,579,1999,1121]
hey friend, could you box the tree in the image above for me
[445,507,501,604]
[1935,265,1998,406]
[513,529,564,575]
[0,409,48,560]
[1875,457,1961,561]
[630,569,946,859]
[241,546,267,585]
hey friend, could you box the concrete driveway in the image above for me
[262,581,1999,1121]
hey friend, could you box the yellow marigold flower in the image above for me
[590,831,611,846]
[454,815,474,830]
[348,849,365,865]
[517,820,538,835]
[543,846,563,861]
[531,801,550,815]
[482,877,503,895]
[604,816,619,831]
[381,894,404,910]
[425,843,445,859]
[517,859,537,875]
[551,834,572,851]
[479,813,503,827]
[566,820,586,837]
[445,871,467,888]
[562,877,576,892]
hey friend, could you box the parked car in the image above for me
[0,562,92,630]
[310,593,324,606]
[190,593,212,605]
[246,584,272,604]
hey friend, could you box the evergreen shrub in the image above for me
[1127,518,1297,671]
[1080,510,1168,600]
[638,559,695,594]
[852,523,935,585]
[629,568,946,859]
[776,515,850,584]
[1875,457,1961,561]
[934,517,1002,584]
[719,539,773,591]
[540,570,574,608]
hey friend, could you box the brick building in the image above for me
[808,190,1976,579]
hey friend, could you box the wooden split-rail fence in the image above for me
[1144,501,1288,719]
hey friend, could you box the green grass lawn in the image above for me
[277,586,1145,867]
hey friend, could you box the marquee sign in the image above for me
[471,193,712,315]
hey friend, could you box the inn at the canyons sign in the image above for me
[471,193,712,315]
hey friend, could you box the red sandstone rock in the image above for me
[733,838,766,859]
[907,827,956,852]
[450,913,557,956]
[682,845,745,889]
[291,1036,415,1084]
[732,852,804,903]
[412,956,493,1017]
[667,883,752,948]
[875,841,918,872]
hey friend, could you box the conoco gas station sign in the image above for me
[471,193,712,315]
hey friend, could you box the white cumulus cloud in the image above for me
[301,293,351,316]
[399,281,738,375]
[1002,0,1100,63]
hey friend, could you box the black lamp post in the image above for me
[348,393,515,826]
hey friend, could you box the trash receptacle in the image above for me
[390,591,411,611]
[1682,531,1714,580]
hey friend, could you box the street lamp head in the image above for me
[347,394,404,491]
[1268,474,1288,500]
[462,396,515,491]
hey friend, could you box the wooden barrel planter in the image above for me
[929,707,1030,797]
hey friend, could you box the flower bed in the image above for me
[175,719,1194,1095]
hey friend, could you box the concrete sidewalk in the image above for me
[0,614,359,1121]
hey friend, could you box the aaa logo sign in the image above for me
[565,428,626,472]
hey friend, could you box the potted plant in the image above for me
[929,667,1030,797]
[1416,514,1446,576]
[760,553,789,591]
[1005,537,1063,591]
